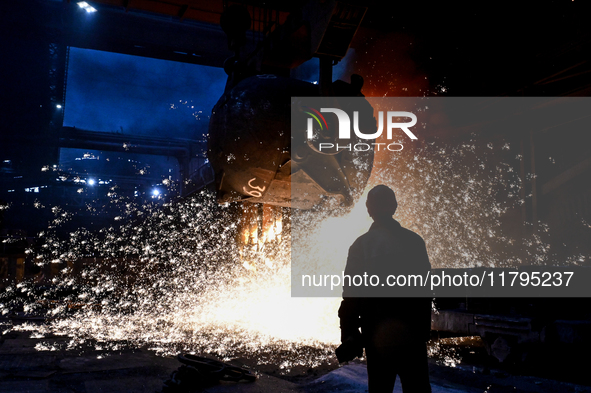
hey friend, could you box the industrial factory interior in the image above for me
[1,0,590,392]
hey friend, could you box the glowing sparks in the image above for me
[1,137,580,370]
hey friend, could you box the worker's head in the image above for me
[366,185,397,220]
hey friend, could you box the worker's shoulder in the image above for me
[348,230,373,251]
[353,223,425,245]
[398,226,426,244]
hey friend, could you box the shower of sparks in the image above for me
[2,191,340,367]
[373,136,532,269]
[292,134,562,283]
[1,137,584,370]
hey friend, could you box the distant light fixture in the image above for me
[56,104,62,109]
[152,189,160,196]
[88,179,96,186]
[78,1,97,13]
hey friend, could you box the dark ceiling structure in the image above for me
[75,0,591,94]
[1,0,589,183]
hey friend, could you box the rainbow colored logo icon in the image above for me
[302,106,328,131]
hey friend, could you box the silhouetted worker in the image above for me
[338,185,432,393]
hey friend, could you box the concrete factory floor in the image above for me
[1,328,590,393]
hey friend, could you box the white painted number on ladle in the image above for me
[243,178,266,197]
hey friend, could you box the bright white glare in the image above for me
[78,2,97,13]
[56,104,62,109]
[87,179,95,186]
[152,189,160,196]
